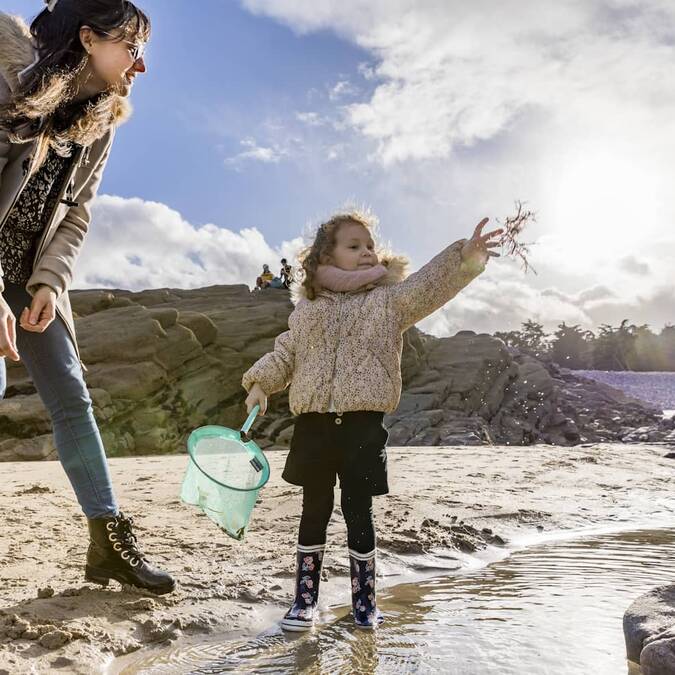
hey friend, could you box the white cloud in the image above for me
[224,137,287,167]
[295,111,326,127]
[326,143,345,160]
[329,79,358,101]
[575,286,615,303]
[581,285,675,329]
[73,194,673,335]
[241,1,675,164]
[619,256,651,276]
[174,1,675,332]
[419,264,675,336]
[238,2,675,243]
[73,195,303,291]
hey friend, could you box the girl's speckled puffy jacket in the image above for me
[242,239,483,415]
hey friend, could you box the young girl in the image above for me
[242,211,501,630]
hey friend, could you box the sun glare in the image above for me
[545,144,664,254]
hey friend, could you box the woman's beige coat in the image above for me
[242,239,483,415]
[0,13,129,361]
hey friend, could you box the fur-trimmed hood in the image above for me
[291,253,410,305]
[0,12,131,132]
[0,14,34,93]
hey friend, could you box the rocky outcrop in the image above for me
[385,331,667,447]
[0,285,289,461]
[0,285,668,460]
[624,585,675,674]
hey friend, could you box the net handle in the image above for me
[241,404,260,435]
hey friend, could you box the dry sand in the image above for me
[1,442,674,674]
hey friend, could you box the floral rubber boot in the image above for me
[350,548,384,629]
[281,544,325,632]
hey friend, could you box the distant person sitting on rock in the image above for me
[280,258,293,289]
[255,264,274,291]
[242,210,502,632]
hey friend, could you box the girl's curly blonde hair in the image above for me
[297,210,379,301]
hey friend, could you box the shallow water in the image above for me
[575,369,675,412]
[120,528,675,674]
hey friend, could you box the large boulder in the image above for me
[624,585,675,673]
[642,633,675,675]
[0,285,294,459]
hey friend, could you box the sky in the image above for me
[5,0,674,336]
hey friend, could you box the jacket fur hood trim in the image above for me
[0,14,33,92]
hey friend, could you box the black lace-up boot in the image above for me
[85,512,175,595]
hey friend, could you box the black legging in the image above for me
[298,483,375,553]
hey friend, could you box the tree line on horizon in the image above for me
[494,320,675,372]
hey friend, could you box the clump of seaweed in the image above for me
[498,200,537,274]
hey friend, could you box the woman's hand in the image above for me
[461,218,503,269]
[19,285,57,334]
[245,382,268,415]
[0,294,19,361]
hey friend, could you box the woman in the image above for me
[0,0,174,594]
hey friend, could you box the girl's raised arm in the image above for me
[390,219,501,331]
[389,239,482,331]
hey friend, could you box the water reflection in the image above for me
[122,529,675,674]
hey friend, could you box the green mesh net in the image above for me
[181,406,269,540]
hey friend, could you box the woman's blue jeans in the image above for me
[0,281,118,518]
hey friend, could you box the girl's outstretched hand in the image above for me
[245,382,268,415]
[460,218,503,269]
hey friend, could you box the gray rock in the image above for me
[0,434,55,461]
[178,311,218,347]
[0,394,52,437]
[624,584,675,666]
[274,424,294,448]
[76,305,168,364]
[642,633,675,675]
[0,285,664,458]
[69,289,116,316]
[147,307,179,329]
[38,629,72,650]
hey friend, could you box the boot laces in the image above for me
[107,513,145,567]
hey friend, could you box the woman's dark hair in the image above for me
[0,0,150,162]
[28,0,150,84]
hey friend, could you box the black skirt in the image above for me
[282,411,389,496]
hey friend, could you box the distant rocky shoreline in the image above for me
[0,285,672,461]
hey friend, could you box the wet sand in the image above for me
[1,442,674,674]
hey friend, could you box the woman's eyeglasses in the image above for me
[95,29,147,62]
